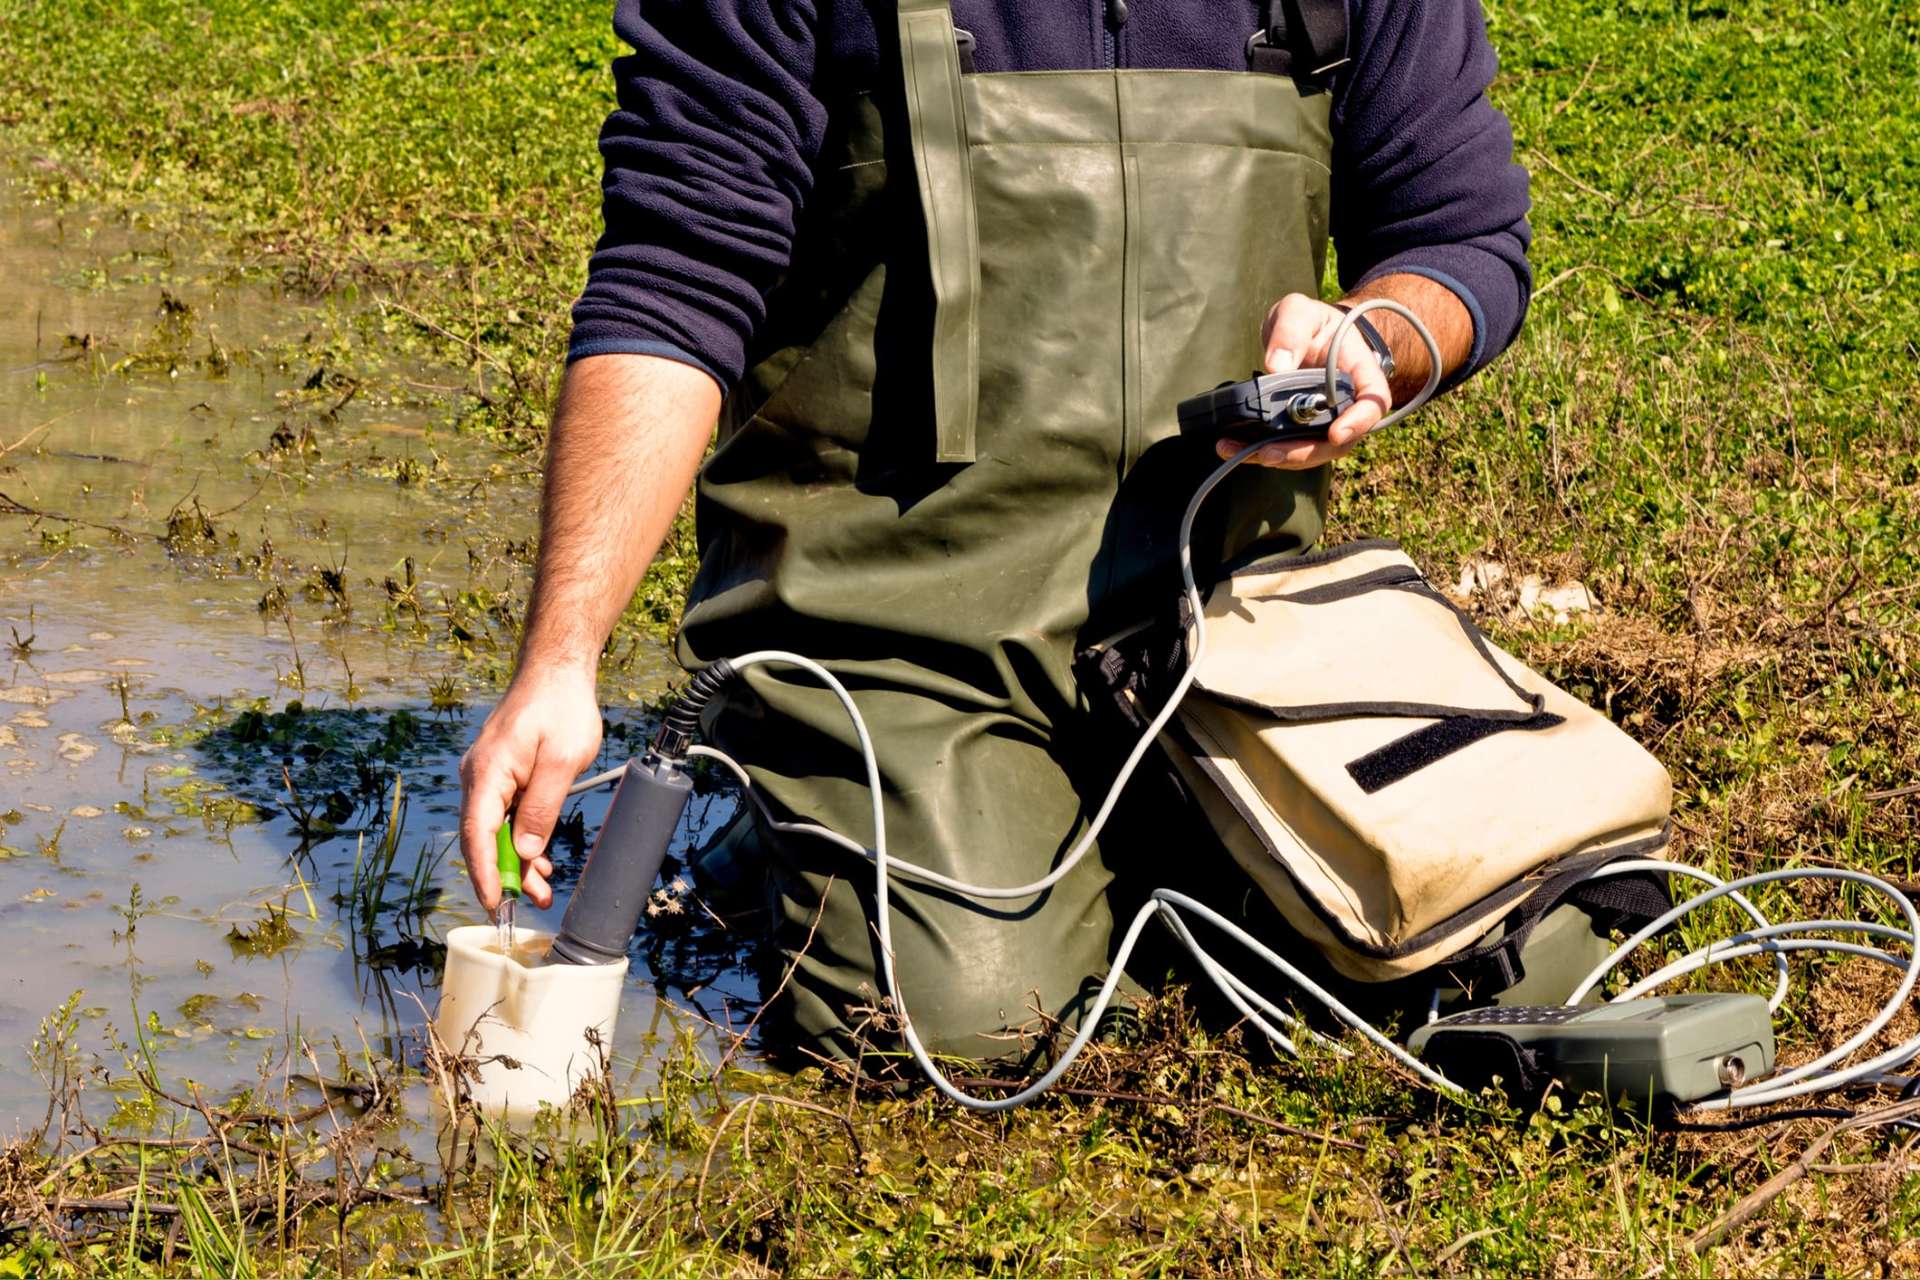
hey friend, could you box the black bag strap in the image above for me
[1188,560,1552,729]
[1441,847,1674,992]
[1247,0,1351,93]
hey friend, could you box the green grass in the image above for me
[0,0,613,439]
[16,994,1916,1278]
[4,0,1920,1273]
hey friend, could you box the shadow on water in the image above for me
[194,702,464,851]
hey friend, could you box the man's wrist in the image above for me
[1330,303,1396,381]
[510,640,600,688]
[1336,274,1474,405]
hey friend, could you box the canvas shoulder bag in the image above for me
[1086,539,1675,985]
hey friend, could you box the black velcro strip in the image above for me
[1345,712,1565,795]
[1567,871,1673,935]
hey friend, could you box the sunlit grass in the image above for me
[1,0,1918,1272]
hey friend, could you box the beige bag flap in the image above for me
[1191,541,1542,722]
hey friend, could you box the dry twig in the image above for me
[1689,1098,1920,1253]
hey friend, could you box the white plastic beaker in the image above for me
[434,924,628,1116]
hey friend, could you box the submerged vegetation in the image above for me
[2,0,1919,1273]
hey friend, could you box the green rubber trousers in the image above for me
[676,6,1336,1060]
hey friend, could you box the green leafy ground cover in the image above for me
[3,0,1920,1273]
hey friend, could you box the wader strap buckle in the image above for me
[953,27,977,74]
[895,0,982,464]
[1247,0,1350,94]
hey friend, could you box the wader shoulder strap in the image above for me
[894,0,981,463]
[1247,0,1350,93]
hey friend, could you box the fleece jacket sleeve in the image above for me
[1330,0,1534,381]
[565,0,829,390]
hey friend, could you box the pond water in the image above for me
[0,175,754,1133]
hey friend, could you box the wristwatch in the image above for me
[1332,303,1396,381]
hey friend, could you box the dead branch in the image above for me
[1690,1098,1920,1253]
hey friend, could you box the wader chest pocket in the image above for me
[1089,538,1674,984]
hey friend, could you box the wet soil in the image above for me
[0,176,752,1130]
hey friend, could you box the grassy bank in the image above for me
[4,0,1920,1273]
[13,994,1920,1277]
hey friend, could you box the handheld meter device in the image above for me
[1408,994,1776,1106]
[1175,369,1358,446]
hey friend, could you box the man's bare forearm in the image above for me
[517,354,720,679]
[1339,272,1477,403]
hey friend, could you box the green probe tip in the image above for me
[496,818,522,899]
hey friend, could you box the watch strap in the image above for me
[1332,304,1396,380]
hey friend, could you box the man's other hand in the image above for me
[458,664,604,912]
[1222,292,1393,470]
[1223,276,1473,471]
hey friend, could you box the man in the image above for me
[460,0,1531,1061]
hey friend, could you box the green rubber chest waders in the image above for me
[676,4,1334,1059]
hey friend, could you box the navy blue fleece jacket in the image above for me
[568,0,1532,391]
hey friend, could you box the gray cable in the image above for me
[563,301,1920,1113]
[567,765,627,796]
[1323,298,1442,436]
[675,304,1454,1109]
[1571,861,1920,1109]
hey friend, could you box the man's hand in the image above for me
[1225,274,1476,470]
[457,353,719,914]
[459,664,602,912]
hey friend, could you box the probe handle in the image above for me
[495,818,522,899]
[548,755,694,966]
